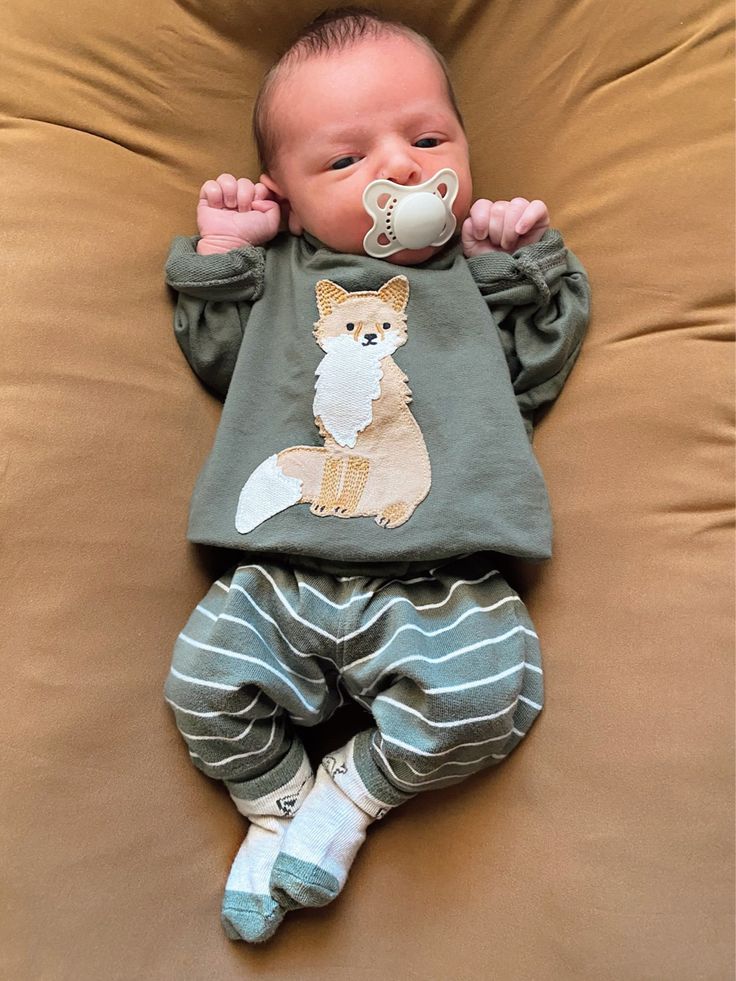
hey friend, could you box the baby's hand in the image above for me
[461,198,550,258]
[196,174,281,255]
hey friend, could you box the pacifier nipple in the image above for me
[363,168,459,259]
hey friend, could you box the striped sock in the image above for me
[221,754,313,943]
[269,765,375,910]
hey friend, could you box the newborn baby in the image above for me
[164,7,590,944]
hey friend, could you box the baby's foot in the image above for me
[222,754,314,942]
[269,766,375,910]
[221,814,290,942]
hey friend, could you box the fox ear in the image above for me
[315,280,349,318]
[378,275,410,313]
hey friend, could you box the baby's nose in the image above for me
[380,149,421,185]
[383,165,421,185]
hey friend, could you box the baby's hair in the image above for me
[253,6,464,173]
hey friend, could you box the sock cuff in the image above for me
[322,733,412,819]
[229,740,314,818]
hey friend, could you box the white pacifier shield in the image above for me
[363,168,459,258]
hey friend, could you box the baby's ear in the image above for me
[260,173,303,235]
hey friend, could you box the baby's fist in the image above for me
[196,174,281,255]
[461,198,550,258]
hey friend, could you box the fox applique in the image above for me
[235,274,431,533]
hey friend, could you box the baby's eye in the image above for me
[331,156,359,170]
[414,137,441,148]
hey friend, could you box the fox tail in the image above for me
[235,454,303,534]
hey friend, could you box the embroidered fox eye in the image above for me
[346,322,355,331]
[382,322,391,329]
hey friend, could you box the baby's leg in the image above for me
[270,555,544,910]
[164,562,341,941]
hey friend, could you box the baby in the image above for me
[164,7,590,944]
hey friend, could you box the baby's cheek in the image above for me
[453,184,474,226]
[314,212,373,255]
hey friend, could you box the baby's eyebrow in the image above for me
[316,104,453,145]
[316,122,371,145]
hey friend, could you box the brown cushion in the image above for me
[1,1,733,976]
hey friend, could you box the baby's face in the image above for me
[261,35,473,266]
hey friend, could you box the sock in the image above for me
[221,753,313,943]
[269,764,376,910]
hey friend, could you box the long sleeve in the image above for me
[164,235,267,397]
[466,229,590,436]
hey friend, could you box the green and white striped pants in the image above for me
[164,553,544,818]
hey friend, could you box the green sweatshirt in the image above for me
[164,229,589,577]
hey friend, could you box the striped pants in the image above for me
[164,553,544,819]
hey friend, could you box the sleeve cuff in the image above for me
[465,229,568,302]
[164,235,266,301]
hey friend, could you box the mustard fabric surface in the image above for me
[1,1,733,978]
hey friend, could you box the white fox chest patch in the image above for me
[313,333,391,448]
[236,275,432,532]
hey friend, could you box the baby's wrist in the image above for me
[196,235,253,255]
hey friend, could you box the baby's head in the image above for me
[255,7,473,266]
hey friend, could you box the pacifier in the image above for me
[362,168,459,258]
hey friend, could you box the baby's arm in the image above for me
[464,201,590,436]
[165,175,280,396]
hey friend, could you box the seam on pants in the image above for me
[335,575,349,671]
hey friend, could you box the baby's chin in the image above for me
[383,245,440,266]
[306,226,452,266]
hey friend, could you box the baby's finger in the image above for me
[251,198,280,215]
[200,179,224,209]
[460,216,477,253]
[217,173,238,209]
[488,201,508,247]
[469,199,493,240]
[515,199,549,235]
[236,178,256,212]
[501,198,529,251]
[253,182,272,201]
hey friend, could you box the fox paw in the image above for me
[375,503,411,528]
[310,503,350,517]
